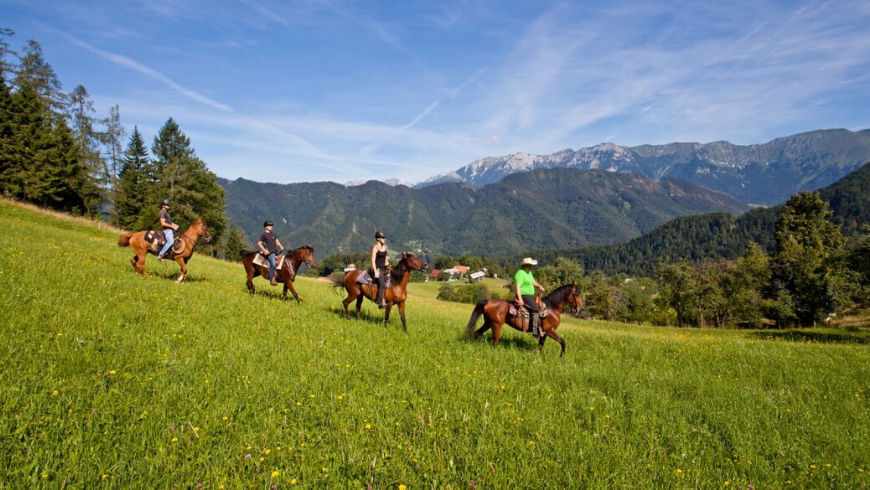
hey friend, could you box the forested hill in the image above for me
[221,168,748,257]
[531,161,870,276]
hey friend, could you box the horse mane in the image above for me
[543,283,575,308]
[389,253,418,282]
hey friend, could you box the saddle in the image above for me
[144,230,184,256]
[253,252,286,269]
[356,268,390,288]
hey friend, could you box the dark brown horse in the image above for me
[464,282,582,356]
[240,245,316,302]
[118,219,211,283]
[333,252,428,332]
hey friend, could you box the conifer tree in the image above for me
[114,126,150,230]
[149,118,227,244]
[15,40,66,116]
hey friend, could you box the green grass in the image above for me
[1,200,869,488]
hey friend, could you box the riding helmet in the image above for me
[375,231,386,239]
[160,198,170,207]
[264,220,273,227]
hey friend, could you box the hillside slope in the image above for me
[223,168,747,257]
[533,162,870,276]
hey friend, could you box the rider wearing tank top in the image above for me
[371,231,389,308]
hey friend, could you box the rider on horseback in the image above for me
[371,231,389,308]
[157,199,179,260]
[515,257,546,337]
[258,221,285,286]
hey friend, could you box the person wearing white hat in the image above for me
[514,257,546,337]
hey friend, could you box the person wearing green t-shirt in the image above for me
[514,257,546,337]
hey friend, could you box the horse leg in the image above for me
[246,266,255,295]
[474,322,491,340]
[175,257,187,283]
[491,324,503,347]
[381,302,392,327]
[541,329,566,357]
[136,251,148,276]
[397,301,408,333]
[283,280,300,303]
[354,294,363,319]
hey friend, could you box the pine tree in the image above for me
[223,222,251,261]
[68,84,106,214]
[15,40,66,116]
[149,118,227,245]
[0,27,15,79]
[114,126,149,230]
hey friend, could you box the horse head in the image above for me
[401,252,428,272]
[567,281,583,315]
[296,245,316,268]
[193,219,211,242]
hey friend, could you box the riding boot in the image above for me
[376,275,386,308]
[531,313,541,337]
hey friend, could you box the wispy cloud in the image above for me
[70,37,236,113]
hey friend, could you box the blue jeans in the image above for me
[159,229,174,256]
[267,252,277,280]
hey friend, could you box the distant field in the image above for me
[1,200,869,488]
[407,277,510,301]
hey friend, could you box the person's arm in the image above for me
[258,237,269,255]
[371,245,379,278]
[276,239,284,252]
[534,280,545,293]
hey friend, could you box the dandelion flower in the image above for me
[271,471,280,478]
[365,424,372,430]
[264,449,271,455]
[399,485,407,490]
[102,474,109,480]
[51,390,58,396]
[109,370,116,375]
[290,479,298,485]
[171,438,178,443]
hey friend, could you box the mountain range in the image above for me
[221,169,747,258]
[415,128,870,206]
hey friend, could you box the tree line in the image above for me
[0,29,230,253]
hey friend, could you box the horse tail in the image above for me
[464,300,487,339]
[118,233,133,247]
[330,273,347,295]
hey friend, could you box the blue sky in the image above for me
[3,0,870,185]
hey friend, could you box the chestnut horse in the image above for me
[464,282,582,356]
[240,245,316,302]
[333,252,428,332]
[118,219,211,283]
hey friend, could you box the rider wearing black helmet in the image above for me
[371,230,389,308]
[157,199,179,260]
[258,220,285,286]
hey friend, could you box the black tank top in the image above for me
[375,249,387,269]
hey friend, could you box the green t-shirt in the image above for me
[514,268,536,296]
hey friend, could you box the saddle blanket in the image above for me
[253,253,286,269]
[508,302,548,318]
[144,230,167,248]
[356,270,390,288]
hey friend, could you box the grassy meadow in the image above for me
[1,200,869,489]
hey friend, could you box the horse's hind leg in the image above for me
[474,322,492,340]
[354,295,364,319]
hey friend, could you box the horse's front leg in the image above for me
[397,301,408,333]
[540,329,566,357]
[283,280,300,303]
[175,257,187,283]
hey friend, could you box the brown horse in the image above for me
[464,282,582,356]
[240,245,316,302]
[333,252,428,332]
[118,219,211,283]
